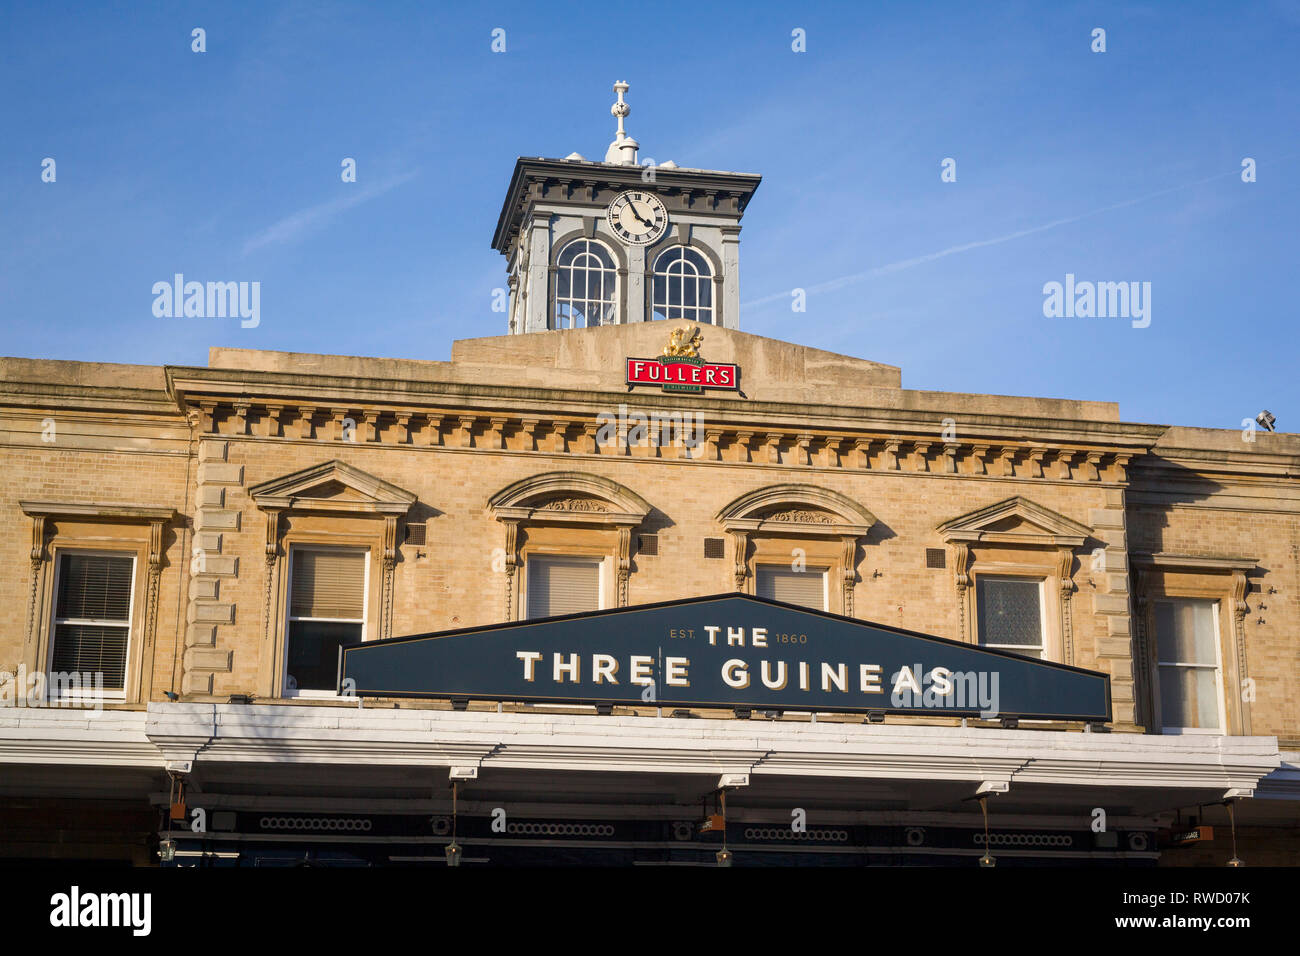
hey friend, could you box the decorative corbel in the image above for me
[231,401,251,436]
[952,541,971,592]
[263,509,282,567]
[882,440,900,470]
[382,515,399,639]
[393,413,412,444]
[616,525,633,607]
[942,443,959,474]
[29,513,47,568]
[1231,570,1249,624]
[519,418,539,452]
[1055,547,1075,596]
[1231,570,1251,734]
[912,442,931,472]
[296,406,316,440]
[951,541,971,643]
[853,438,873,469]
[263,405,283,438]
[971,445,989,476]
[1027,449,1046,478]
[795,434,813,466]
[1110,454,1132,483]
[25,513,48,648]
[734,432,753,463]
[840,535,857,617]
[1056,546,1076,665]
[502,519,520,621]
[731,530,750,592]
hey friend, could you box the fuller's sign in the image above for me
[339,594,1111,722]
[626,326,740,394]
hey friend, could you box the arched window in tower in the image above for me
[553,239,618,329]
[652,246,713,324]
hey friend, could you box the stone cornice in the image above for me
[492,157,762,253]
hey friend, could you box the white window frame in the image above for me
[523,553,606,620]
[1152,598,1227,736]
[48,549,137,703]
[284,544,370,699]
[974,574,1047,659]
[651,245,714,325]
[755,562,829,612]
[553,238,619,329]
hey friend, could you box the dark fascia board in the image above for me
[491,156,763,254]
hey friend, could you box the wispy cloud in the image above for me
[242,171,417,255]
[742,164,1256,308]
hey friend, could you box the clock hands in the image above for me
[625,199,654,228]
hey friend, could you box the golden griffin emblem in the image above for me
[662,326,703,358]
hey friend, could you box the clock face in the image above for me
[607,190,669,245]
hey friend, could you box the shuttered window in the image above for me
[976,576,1045,659]
[756,564,827,611]
[286,548,367,694]
[526,556,601,619]
[51,552,135,695]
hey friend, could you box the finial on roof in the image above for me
[604,80,639,165]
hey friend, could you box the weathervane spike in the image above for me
[605,81,639,165]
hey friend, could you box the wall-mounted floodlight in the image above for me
[1256,410,1276,432]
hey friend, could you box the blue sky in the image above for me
[2,0,1296,431]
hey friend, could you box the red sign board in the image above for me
[626,357,740,394]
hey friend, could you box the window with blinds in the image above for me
[51,552,135,696]
[756,564,827,611]
[1153,599,1223,732]
[976,576,1045,659]
[526,556,601,619]
[286,548,367,694]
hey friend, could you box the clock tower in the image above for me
[491,82,761,334]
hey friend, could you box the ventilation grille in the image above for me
[405,523,427,546]
[926,548,946,569]
[638,534,658,555]
[704,538,725,559]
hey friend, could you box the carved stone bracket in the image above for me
[1057,546,1076,664]
[617,526,632,607]
[951,541,971,643]
[840,535,857,616]
[731,530,750,591]
[502,519,520,622]
[1231,570,1251,734]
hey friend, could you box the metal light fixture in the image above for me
[1256,410,1276,433]
[1225,801,1244,867]
[978,795,996,868]
[445,842,463,867]
[715,848,733,867]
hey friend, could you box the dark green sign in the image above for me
[339,594,1110,721]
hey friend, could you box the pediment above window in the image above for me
[487,471,651,526]
[937,496,1090,548]
[248,459,416,516]
[716,484,876,536]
